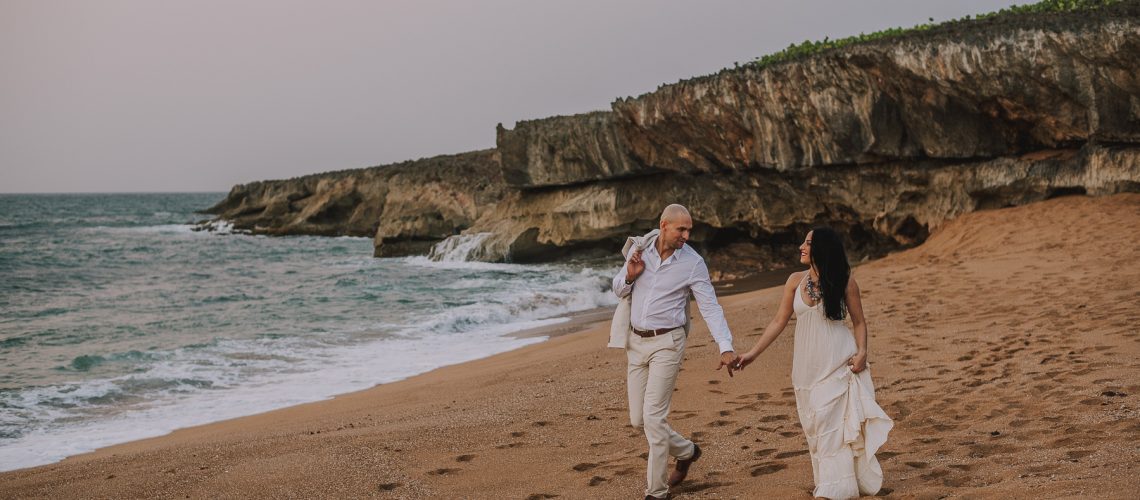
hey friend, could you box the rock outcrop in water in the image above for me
[202,150,504,257]
[203,3,1140,278]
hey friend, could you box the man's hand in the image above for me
[626,249,645,282]
[716,351,740,377]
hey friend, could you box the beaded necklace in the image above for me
[806,273,822,303]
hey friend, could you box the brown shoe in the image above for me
[667,443,702,487]
[645,496,667,500]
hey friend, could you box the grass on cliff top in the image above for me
[741,0,1122,71]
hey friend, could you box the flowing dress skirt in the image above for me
[792,280,893,499]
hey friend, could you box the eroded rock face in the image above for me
[201,150,505,255]
[204,6,1140,278]
[612,10,1140,175]
[457,145,1138,278]
[496,112,651,188]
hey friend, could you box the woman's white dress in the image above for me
[791,274,892,499]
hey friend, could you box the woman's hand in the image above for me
[848,350,867,373]
[735,350,759,371]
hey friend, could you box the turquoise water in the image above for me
[0,193,617,471]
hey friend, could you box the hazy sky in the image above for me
[1,0,1024,193]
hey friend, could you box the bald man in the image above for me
[612,204,739,499]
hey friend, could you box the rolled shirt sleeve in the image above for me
[688,259,735,353]
[612,261,633,298]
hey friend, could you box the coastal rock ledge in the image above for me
[202,4,1140,278]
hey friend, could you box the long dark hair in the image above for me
[809,226,850,321]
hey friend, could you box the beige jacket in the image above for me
[607,229,691,348]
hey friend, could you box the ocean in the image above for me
[0,193,618,471]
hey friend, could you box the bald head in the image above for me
[657,204,692,252]
[660,204,691,225]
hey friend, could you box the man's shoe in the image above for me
[667,443,702,487]
[645,496,667,500]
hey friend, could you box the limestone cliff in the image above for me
[612,8,1140,174]
[201,150,504,257]
[203,3,1140,278]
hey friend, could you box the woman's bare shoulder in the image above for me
[785,270,806,287]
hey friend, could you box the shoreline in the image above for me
[0,258,787,474]
[3,194,1137,498]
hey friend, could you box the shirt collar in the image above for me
[647,241,689,263]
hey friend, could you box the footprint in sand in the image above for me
[1065,450,1095,461]
[753,448,777,457]
[750,462,787,476]
[941,475,972,487]
[920,468,950,481]
[775,450,809,459]
[588,476,607,486]
[378,482,402,491]
[526,494,558,500]
[455,454,476,462]
[905,461,929,469]
[572,462,597,472]
[511,431,527,438]
[673,480,734,493]
[428,468,460,476]
[759,415,789,422]
[968,442,1019,458]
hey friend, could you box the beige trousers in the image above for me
[626,327,697,498]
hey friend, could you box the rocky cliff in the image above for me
[203,3,1140,278]
[201,150,504,257]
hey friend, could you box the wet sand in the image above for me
[2,194,1138,499]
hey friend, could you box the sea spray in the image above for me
[428,232,498,262]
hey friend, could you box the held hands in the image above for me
[848,350,868,373]
[626,250,645,282]
[716,351,741,378]
[734,350,759,371]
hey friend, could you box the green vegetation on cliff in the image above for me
[745,0,1123,70]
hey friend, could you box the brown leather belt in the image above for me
[632,326,682,338]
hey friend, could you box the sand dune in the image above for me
[2,193,1138,499]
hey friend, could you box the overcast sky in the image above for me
[1,0,1024,193]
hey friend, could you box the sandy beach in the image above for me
[2,193,1138,499]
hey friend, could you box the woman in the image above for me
[735,227,892,499]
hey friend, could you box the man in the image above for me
[612,204,739,500]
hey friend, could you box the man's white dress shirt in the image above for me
[612,242,734,353]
